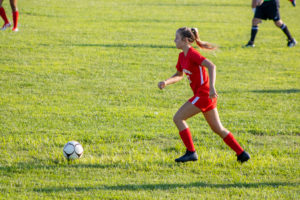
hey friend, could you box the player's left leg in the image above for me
[9,0,18,31]
[202,108,228,138]
[289,0,296,7]
[203,108,250,163]
[274,20,296,47]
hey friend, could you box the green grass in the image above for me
[0,0,299,199]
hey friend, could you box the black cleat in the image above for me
[245,41,255,47]
[175,150,198,163]
[237,151,250,163]
[287,39,297,47]
[289,0,296,7]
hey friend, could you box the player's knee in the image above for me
[275,20,283,27]
[211,127,221,134]
[211,126,226,135]
[10,3,17,11]
[173,115,179,124]
[173,114,183,125]
[252,19,260,26]
[10,6,16,11]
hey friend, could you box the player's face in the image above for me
[174,32,185,49]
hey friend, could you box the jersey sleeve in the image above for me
[176,54,182,72]
[191,51,206,66]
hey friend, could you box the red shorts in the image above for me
[188,95,217,112]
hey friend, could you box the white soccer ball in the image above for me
[63,141,83,160]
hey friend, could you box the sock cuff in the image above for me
[179,128,190,135]
[280,24,286,30]
[223,132,233,141]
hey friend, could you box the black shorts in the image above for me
[254,1,280,21]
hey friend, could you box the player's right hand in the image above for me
[158,81,166,89]
[256,0,263,6]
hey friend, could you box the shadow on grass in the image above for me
[250,89,300,94]
[34,182,298,193]
[219,89,300,94]
[0,162,124,173]
[136,3,246,7]
[107,19,206,23]
[66,43,175,49]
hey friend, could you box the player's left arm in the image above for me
[202,59,218,99]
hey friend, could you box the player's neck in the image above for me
[182,45,191,56]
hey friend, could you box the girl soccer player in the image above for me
[158,27,250,163]
[0,0,19,31]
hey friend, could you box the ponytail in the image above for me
[191,27,217,50]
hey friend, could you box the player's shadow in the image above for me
[0,162,124,173]
[250,89,300,94]
[34,182,298,193]
[69,43,175,49]
[139,3,246,7]
[219,89,300,94]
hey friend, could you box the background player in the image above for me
[246,0,296,47]
[289,0,296,7]
[0,0,19,31]
[158,27,250,163]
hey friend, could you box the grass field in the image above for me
[0,0,299,199]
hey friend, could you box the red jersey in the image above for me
[176,47,210,96]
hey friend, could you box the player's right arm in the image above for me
[158,71,184,89]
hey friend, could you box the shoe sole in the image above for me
[244,45,255,48]
[175,159,198,163]
[238,155,250,163]
[1,23,11,31]
[239,157,250,163]
[288,43,297,48]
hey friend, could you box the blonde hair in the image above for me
[177,27,217,50]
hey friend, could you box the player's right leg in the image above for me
[173,101,201,162]
[245,2,266,47]
[0,0,11,30]
[245,18,261,47]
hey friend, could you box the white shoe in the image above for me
[1,23,11,30]
[287,39,297,48]
[12,27,18,32]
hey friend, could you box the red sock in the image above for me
[223,132,244,156]
[13,10,18,29]
[179,128,195,152]
[0,7,9,24]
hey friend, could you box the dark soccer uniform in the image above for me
[246,0,296,50]
[255,0,281,21]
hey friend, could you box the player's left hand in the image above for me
[209,88,218,99]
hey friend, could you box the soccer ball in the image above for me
[63,141,83,160]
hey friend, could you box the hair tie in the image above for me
[191,28,198,33]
